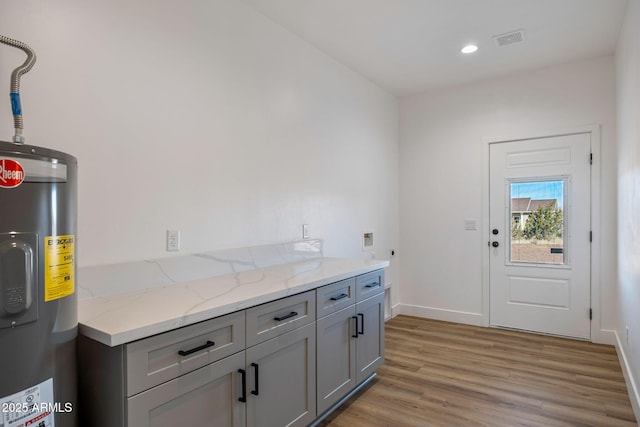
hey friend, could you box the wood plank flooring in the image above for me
[318,315,637,427]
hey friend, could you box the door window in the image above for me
[510,179,566,265]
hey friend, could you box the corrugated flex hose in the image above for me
[0,34,37,144]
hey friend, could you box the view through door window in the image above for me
[510,180,565,264]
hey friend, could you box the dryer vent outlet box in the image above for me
[363,232,374,251]
[493,30,525,47]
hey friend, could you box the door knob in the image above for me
[492,241,499,248]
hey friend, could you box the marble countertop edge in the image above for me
[79,257,389,347]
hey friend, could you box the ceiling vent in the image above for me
[493,30,525,47]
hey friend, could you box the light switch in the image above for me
[464,219,477,231]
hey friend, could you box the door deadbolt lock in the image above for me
[492,229,499,235]
[492,241,499,248]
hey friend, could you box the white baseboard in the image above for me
[394,303,484,326]
[592,328,617,346]
[614,331,640,423]
[389,303,402,320]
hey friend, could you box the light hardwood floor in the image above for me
[319,315,637,427]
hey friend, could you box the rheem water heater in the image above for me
[1,35,78,427]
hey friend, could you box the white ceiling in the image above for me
[240,0,629,96]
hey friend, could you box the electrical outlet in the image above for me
[302,224,310,240]
[167,229,180,252]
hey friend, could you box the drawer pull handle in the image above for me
[238,369,247,403]
[178,340,215,356]
[251,363,259,396]
[364,282,379,289]
[352,316,359,338]
[330,293,348,301]
[274,311,297,321]
[358,313,365,335]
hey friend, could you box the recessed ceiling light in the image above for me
[461,44,478,54]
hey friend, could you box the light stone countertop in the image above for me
[78,255,388,347]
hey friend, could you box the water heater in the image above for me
[0,142,78,427]
[1,36,78,427]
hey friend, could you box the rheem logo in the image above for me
[0,158,25,188]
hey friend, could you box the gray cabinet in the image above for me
[78,310,246,427]
[355,269,384,301]
[355,292,385,383]
[126,310,245,396]
[245,322,316,427]
[127,319,318,427]
[78,270,383,427]
[246,290,315,347]
[127,351,246,427]
[315,270,385,417]
[316,277,356,318]
[316,305,356,414]
[244,290,316,427]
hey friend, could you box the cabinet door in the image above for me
[127,352,246,427]
[355,292,384,384]
[246,323,316,427]
[316,305,356,415]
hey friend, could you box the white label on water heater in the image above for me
[0,378,55,427]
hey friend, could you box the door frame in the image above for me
[481,124,610,344]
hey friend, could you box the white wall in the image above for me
[399,56,617,336]
[0,0,399,295]
[616,0,640,415]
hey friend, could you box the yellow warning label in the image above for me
[44,235,75,302]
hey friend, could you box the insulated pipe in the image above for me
[0,35,37,144]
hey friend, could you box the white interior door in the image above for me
[489,133,591,339]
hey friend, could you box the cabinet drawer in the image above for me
[246,290,315,347]
[126,310,245,396]
[316,278,355,318]
[355,269,385,301]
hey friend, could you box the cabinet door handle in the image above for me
[238,369,247,403]
[352,316,359,338]
[330,293,348,301]
[251,363,259,396]
[274,311,297,321]
[358,313,364,335]
[178,340,215,356]
[364,282,379,289]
